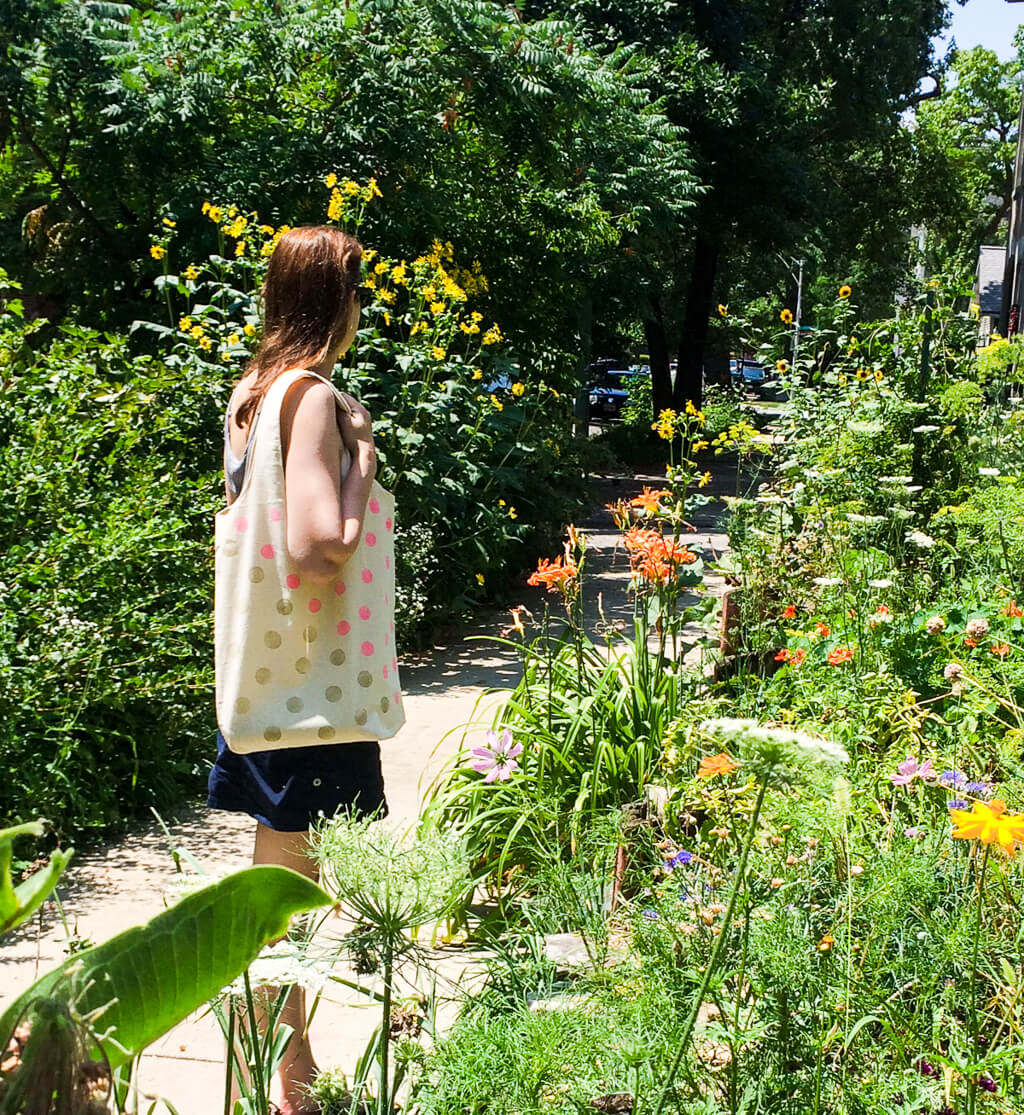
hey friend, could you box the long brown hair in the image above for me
[235,225,363,428]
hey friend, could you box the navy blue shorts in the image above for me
[207,731,388,832]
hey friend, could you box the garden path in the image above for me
[0,463,733,1113]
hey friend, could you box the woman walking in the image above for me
[210,225,404,1114]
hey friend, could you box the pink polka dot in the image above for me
[385,556,391,570]
[286,573,300,590]
[384,593,389,606]
[337,620,351,636]
[361,569,373,584]
[359,605,371,620]
[269,508,282,522]
[361,641,375,657]
[394,691,401,705]
[390,621,395,633]
[385,631,390,647]
[386,518,392,531]
[365,532,377,547]
[392,658,398,671]
[369,498,381,514]
[309,598,321,613]
[335,581,346,595]
[260,543,275,559]
[235,517,248,533]
[382,665,389,679]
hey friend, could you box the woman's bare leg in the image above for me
[248,823,320,1115]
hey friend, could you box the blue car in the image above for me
[588,367,649,422]
[729,359,766,391]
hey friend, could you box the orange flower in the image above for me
[827,646,854,665]
[775,648,792,662]
[782,605,797,620]
[622,526,697,585]
[950,799,1024,856]
[791,648,807,666]
[1003,600,1023,618]
[698,752,737,778]
[991,643,1011,657]
[814,622,830,638]
[630,487,672,513]
[875,605,889,616]
[817,933,835,952]
[964,637,978,648]
[527,555,578,592]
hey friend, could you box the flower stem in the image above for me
[967,845,990,1115]
[652,777,770,1115]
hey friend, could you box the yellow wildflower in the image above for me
[511,382,525,397]
[207,206,223,223]
[472,368,484,380]
[327,190,344,222]
[261,242,275,258]
[430,301,446,316]
[498,499,506,506]
[508,506,518,520]
[838,373,847,386]
[221,350,231,362]
[780,308,793,324]
[471,311,483,322]
[692,439,708,451]
[183,264,199,282]
[482,325,502,345]
[162,217,177,229]
[491,396,503,411]
[950,799,1024,856]
[178,316,191,331]
[838,284,852,299]
[776,360,788,374]
[431,346,446,360]
[459,321,480,334]
[698,472,712,488]
[199,336,213,350]
[383,311,391,326]
[228,333,240,346]
[364,177,382,200]
[422,285,437,301]
[410,321,429,336]
[363,249,377,262]
[342,179,361,197]
[201,201,211,215]
[150,244,167,261]
[717,303,727,317]
[234,240,246,258]
[243,323,256,337]
[260,224,275,236]
[391,261,408,285]
[325,172,338,188]
[855,367,870,382]
[873,369,884,382]
[190,325,204,340]
[374,261,389,276]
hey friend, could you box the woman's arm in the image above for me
[281,379,376,583]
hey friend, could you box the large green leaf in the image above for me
[0,865,330,1069]
[0,821,74,937]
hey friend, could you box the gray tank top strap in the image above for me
[223,405,253,501]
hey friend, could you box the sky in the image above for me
[936,0,1023,60]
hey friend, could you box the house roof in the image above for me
[976,245,1005,316]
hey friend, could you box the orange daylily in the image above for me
[630,487,672,513]
[950,799,1024,856]
[622,526,697,586]
[698,752,738,779]
[1002,600,1024,618]
[527,555,578,593]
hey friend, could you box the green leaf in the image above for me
[0,821,73,937]
[0,866,330,1068]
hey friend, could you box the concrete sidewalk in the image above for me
[0,469,731,1113]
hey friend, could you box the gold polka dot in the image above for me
[286,697,304,713]
[295,657,311,674]
[358,670,373,688]
[380,696,390,713]
[264,726,282,743]
[276,599,293,616]
[302,625,318,642]
[249,567,264,583]
[317,726,336,740]
[264,630,282,649]
[222,539,239,557]
[255,667,272,685]
[354,708,368,727]
[330,649,346,666]
[235,697,250,715]
[325,686,342,703]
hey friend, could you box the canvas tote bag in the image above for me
[214,368,405,753]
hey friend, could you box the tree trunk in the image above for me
[673,234,720,412]
[644,292,673,415]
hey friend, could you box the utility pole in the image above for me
[1000,0,1024,336]
[779,254,805,365]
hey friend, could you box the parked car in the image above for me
[729,359,766,392]
[587,366,650,422]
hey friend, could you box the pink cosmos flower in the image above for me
[471,728,523,783]
[891,756,934,786]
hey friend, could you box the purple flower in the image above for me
[641,908,660,921]
[915,1058,939,1078]
[977,1075,996,1093]
[904,827,924,839]
[947,799,969,811]
[964,781,992,797]
[663,849,693,871]
[939,769,967,789]
[471,728,523,783]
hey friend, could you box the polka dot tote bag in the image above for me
[214,369,405,753]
